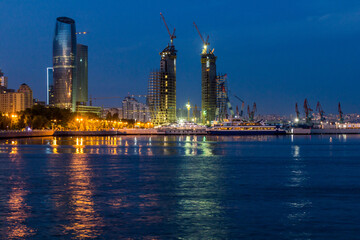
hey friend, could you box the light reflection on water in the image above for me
[1,135,360,239]
[3,152,35,239]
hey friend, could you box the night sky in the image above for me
[1,0,360,115]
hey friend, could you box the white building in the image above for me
[122,96,150,122]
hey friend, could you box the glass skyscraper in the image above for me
[74,44,88,105]
[53,17,76,109]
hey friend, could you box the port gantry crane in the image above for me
[338,102,344,123]
[193,22,211,54]
[303,98,313,124]
[160,12,176,45]
[316,101,325,121]
[247,103,257,122]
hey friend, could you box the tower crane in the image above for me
[338,102,344,123]
[234,95,245,117]
[316,101,325,121]
[303,98,313,123]
[193,22,210,54]
[160,12,176,45]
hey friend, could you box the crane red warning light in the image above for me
[160,12,176,45]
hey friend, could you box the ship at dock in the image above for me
[208,119,286,135]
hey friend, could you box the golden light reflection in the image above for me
[6,185,35,238]
[10,147,18,154]
[75,137,85,155]
[6,151,34,239]
[64,154,103,238]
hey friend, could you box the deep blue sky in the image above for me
[1,0,360,114]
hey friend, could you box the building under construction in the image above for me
[194,22,217,123]
[216,73,228,121]
[147,13,177,125]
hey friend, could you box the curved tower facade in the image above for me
[53,17,76,109]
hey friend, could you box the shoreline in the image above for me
[1,129,360,140]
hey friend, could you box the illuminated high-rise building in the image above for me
[46,67,54,106]
[74,44,88,105]
[201,50,217,123]
[53,16,76,110]
[148,13,177,125]
[148,44,177,125]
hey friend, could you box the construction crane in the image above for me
[234,95,245,117]
[303,98,313,123]
[316,101,325,121]
[160,12,176,45]
[247,102,257,121]
[338,102,344,123]
[193,22,210,54]
[295,103,300,120]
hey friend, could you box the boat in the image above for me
[158,122,207,135]
[207,119,286,135]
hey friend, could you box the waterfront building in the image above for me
[46,67,54,106]
[103,107,123,119]
[148,44,177,125]
[201,50,217,123]
[53,17,77,110]
[0,84,33,113]
[0,92,24,113]
[122,96,150,122]
[17,83,33,110]
[74,44,88,106]
[75,105,102,117]
[0,69,8,89]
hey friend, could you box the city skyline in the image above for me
[1,1,360,114]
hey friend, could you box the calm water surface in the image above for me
[0,135,360,239]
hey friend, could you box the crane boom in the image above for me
[193,22,205,44]
[193,21,210,54]
[160,12,176,44]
